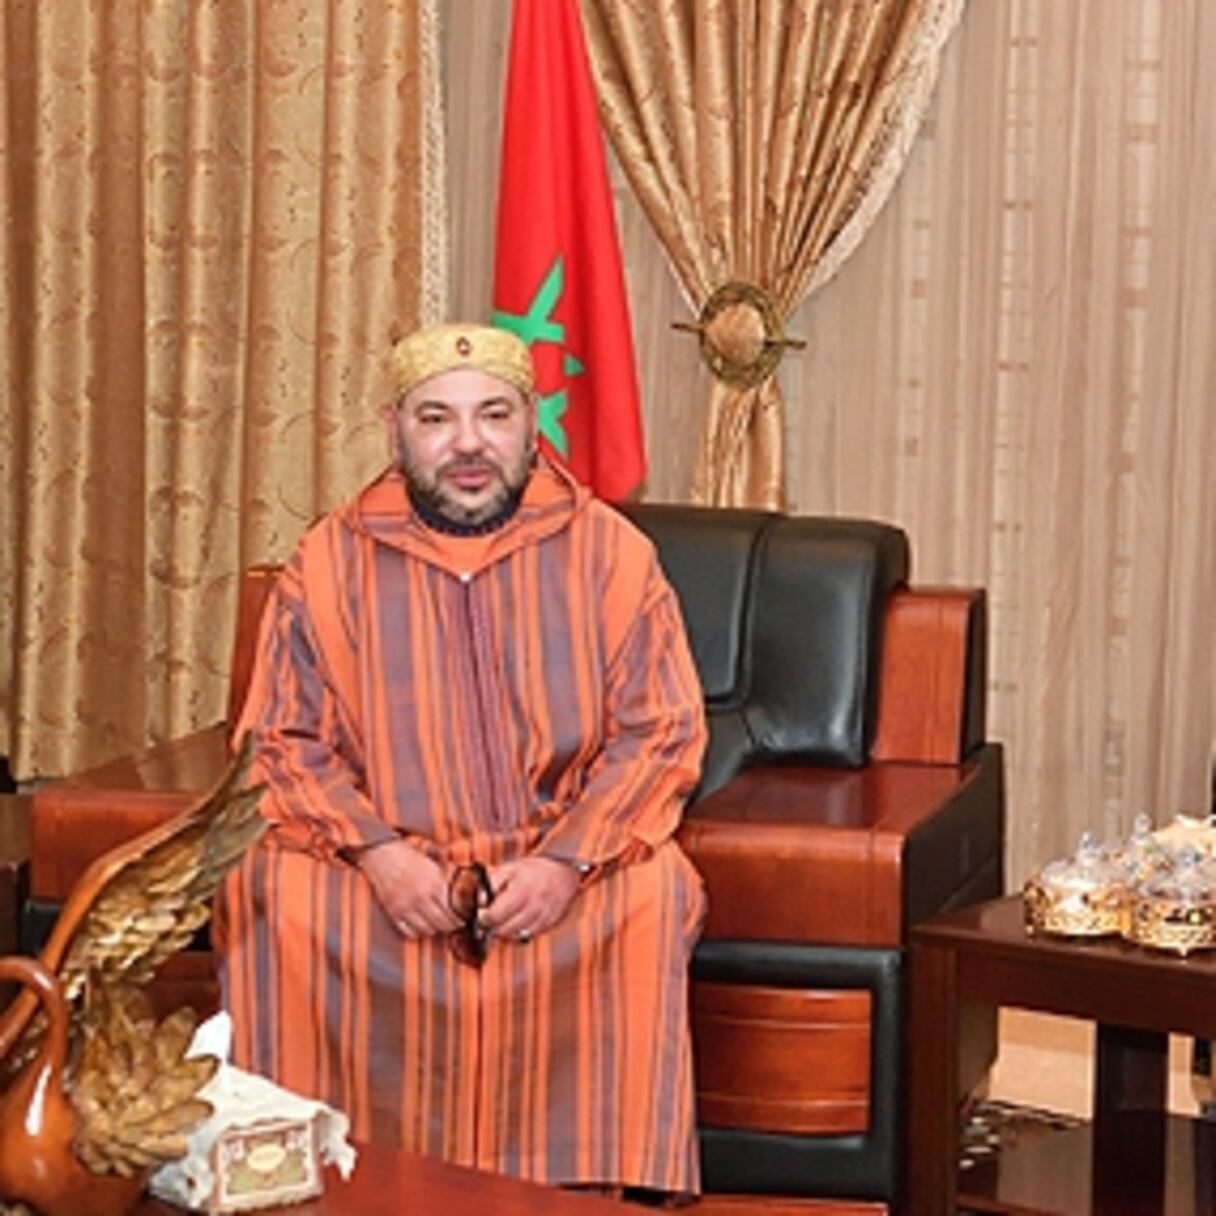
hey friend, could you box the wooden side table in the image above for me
[905,895,1216,1215]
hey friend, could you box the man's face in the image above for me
[386,367,536,526]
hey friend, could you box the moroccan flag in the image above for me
[491,0,646,501]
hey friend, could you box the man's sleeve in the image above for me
[533,551,707,869]
[235,555,399,863]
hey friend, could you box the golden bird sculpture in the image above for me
[0,737,265,1216]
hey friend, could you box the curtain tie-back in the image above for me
[672,280,805,390]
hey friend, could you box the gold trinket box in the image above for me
[1023,833,1130,938]
[1126,851,1216,956]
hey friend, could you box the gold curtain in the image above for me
[0,0,447,778]
[580,0,964,507]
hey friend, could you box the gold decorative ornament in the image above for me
[1023,876,1131,939]
[1125,850,1216,956]
[672,280,805,389]
[0,739,266,1216]
[1022,833,1131,938]
[1024,817,1216,956]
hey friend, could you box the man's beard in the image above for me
[398,441,535,526]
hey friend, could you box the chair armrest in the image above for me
[30,723,230,900]
[873,587,987,764]
[679,745,1004,947]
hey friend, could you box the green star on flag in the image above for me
[492,257,583,457]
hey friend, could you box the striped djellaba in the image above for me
[215,459,708,1194]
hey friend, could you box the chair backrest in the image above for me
[620,505,909,795]
[226,566,282,730]
[224,508,970,795]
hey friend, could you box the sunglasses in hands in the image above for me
[447,862,495,967]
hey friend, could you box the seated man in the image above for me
[216,322,708,1197]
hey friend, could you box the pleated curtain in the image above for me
[0,0,447,776]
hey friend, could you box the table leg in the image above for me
[1091,1025,1168,1212]
[1094,1024,1168,1114]
[905,940,959,1216]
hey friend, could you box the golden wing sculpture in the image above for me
[0,736,265,1216]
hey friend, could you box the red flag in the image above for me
[491,0,646,501]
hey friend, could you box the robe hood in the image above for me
[340,455,595,577]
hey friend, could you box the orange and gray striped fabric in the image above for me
[215,459,708,1193]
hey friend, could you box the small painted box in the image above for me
[207,1115,323,1212]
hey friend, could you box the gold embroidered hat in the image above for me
[388,322,534,398]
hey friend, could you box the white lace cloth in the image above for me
[147,1012,357,1210]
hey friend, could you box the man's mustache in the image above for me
[440,455,501,474]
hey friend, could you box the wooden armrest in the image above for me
[30,723,231,899]
[678,746,1003,946]
[47,722,231,792]
[873,588,986,764]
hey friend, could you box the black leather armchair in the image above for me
[624,504,1003,1209]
